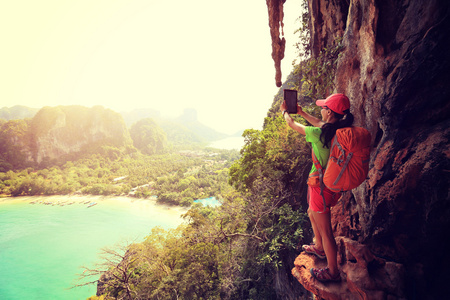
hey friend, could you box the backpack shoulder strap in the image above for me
[311,148,323,173]
[311,149,328,213]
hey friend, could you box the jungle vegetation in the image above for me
[0,149,238,207]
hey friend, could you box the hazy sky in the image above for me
[1,0,302,135]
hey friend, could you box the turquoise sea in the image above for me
[193,196,221,207]
[208,136,245,150]
[0,196,187,300]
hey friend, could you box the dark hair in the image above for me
[320,109,354,148]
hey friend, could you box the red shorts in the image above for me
[307,185,341,213]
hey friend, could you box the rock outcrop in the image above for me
[267,0,286,87]
[271,0,450,298]
[28,105,133,164]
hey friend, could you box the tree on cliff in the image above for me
[0,119,31,171]
[76,242,141,300]
[129,118,167,155]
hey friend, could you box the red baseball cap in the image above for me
[316,93,350,115]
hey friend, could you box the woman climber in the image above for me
[280,93,354,282]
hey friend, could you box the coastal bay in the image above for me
[0,196,187,300]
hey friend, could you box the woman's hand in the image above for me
[281,101,303,115]
[280,101,287,112]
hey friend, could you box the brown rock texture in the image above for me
[292,237,405,300]
[267,0,286,87]
[286,0,450,299]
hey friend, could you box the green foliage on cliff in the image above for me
[228,114,313,269]
[294,0,311,61]
[130,118,167,155]
[229,115,310,193]
[29,106,63,137]
[297,37,343,99]
[0,119,32,171]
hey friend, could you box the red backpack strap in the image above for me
[330,135,353,186]
[311,149,327,213]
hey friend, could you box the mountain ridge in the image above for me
[0,105,230,144]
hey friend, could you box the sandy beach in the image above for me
[0,195,189,217]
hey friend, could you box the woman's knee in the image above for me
[311,210,331,230]
[307,208,315,221]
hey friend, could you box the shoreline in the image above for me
[1,195,188,300]
[0,195,190,214]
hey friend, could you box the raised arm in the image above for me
[297,107,325,128]
[280,101,325,135]
[280,101,306,135]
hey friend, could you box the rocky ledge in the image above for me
[292,236,406,300]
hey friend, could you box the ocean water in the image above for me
[193,196,221,207]
[0,196,186,300]
[208,136,245,150]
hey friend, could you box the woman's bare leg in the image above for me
[308,208,323,251]
[310,210,338,276]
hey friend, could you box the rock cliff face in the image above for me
[280,0,450,299]
[28,105,133,164]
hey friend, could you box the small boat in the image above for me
[87,202,97,208]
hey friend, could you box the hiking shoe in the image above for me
[310,267,340,282]
[302,244,326,259]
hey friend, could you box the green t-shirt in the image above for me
[305,126,330,175]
